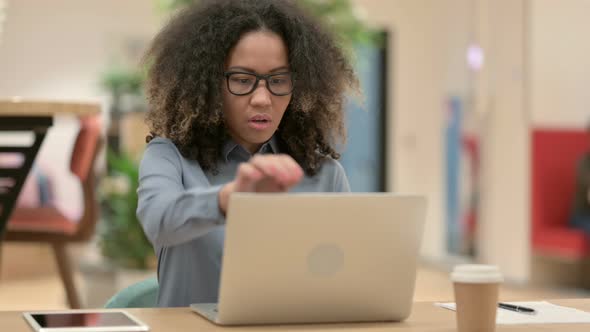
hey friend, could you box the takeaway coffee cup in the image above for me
[451,264,503,332]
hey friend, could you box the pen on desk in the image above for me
[498,302,537,315]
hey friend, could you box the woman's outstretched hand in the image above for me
[218,154,304,214]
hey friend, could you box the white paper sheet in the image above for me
[434,301,590,325]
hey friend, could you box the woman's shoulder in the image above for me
[142,136,184,165]
[312,156,347,182]
[319,156,346,175]
[313,156,349,192]
[145,136,180,152]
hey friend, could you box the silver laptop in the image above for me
[190,193,427,325]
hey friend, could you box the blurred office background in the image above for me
[1,0,589,309]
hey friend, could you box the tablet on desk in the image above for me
[22,310,149,332]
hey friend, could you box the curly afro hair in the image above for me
[144,0,358,175]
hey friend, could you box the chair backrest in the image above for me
[104,277,159,308]
[70,115,103,240]
[70,115,102,182]
[531,129,589,233]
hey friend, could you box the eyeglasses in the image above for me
[224,71,294,96]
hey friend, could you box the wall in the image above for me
[0,0,159,98]
[529,0,590,128]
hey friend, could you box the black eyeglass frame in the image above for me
[223,71,295,96]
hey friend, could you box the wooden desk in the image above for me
[0,99,101,237]
[1,299,589,332]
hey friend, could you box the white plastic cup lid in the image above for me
[451,264,504,284]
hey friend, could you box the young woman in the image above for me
[137,0,358,307]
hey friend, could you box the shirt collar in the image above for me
[265,135,280,154]
[222,135,280,162]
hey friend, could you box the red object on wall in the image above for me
[531,129,590,260]
[462,135,479,238]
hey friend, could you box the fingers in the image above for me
[249,155,283,181]
[233,154,304,193]
[249,154,303,188]
[222,154,303,214]
[234,162,264,192]
[276,155,304,182]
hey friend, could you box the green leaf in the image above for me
[100,65,145,96]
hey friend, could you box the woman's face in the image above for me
[222,30,292,154]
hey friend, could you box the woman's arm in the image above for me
[137,140,305,248]
[137,140,224,248]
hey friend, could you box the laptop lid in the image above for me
[216,193,427,325]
